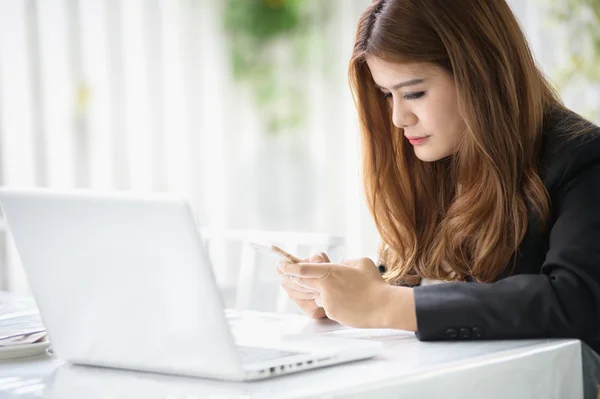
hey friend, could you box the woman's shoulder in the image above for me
[539,106,600,193]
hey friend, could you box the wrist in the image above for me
[379,285,417,331]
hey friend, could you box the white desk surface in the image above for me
[0,292,584,399]
[0,317,582,398]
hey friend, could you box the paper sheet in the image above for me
[0,309,47,347]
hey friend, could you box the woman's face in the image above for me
[366,57,465,162]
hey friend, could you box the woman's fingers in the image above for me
[284,286,320,300]
[294,297,326,319]
[280,275,318,293]
[276,252,330,276]
[315,295,324,308]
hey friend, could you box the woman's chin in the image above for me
[414,149,442,162]
[413,145,454,162]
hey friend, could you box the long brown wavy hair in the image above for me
[349,0,564,285]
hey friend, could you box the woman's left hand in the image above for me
[278,257,397,329]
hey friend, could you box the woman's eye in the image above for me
[403,92,426,100]
[382,92,392,99]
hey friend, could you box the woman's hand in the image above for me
[278,257,416,330]
[276,252,330,320]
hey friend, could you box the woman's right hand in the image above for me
[276,252,330,320]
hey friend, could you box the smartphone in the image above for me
[252,242,320,293]
[248,242,303,264]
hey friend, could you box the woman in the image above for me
[276,0,600,364]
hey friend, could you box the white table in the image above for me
[0,293,584,399]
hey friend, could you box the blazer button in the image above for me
[459,328,470,339]
[445,328,458,338]
[472,326,483,338]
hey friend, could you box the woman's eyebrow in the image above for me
[373,78,425,91]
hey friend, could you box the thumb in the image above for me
[309,252,330,263]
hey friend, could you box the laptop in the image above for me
[0,188,383,381]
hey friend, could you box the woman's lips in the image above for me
[406,136,430,146]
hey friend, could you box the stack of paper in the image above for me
[0,309,46,347]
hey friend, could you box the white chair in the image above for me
[200,227,345,313]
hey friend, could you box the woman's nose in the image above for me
[392,103,418,129]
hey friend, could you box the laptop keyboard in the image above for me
[226,310,307,364]
[237,346,304,364]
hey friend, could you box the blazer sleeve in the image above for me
[413,160,600,346]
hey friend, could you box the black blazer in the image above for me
[411,107,600,353]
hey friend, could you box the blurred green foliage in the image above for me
[223,0,330,134]
[549,0,600,120]
[225,0,302,41]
